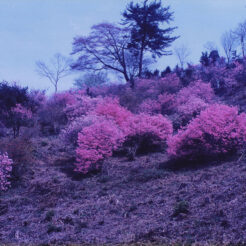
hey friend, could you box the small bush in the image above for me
[0,152,13,191]
[0,136,34,165]
[0,136,34,183]
[124,113,173,141]
[38,92,74,135]
[167,104,246,161]
[172,200,189,217]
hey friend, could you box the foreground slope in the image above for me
[0,136,246,245]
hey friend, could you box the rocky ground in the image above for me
[1,136,246,245]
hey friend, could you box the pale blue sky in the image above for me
[0,0,245,93]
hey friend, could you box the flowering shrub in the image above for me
[157,73,181,94]
[0,152,13,191]
[177,96,208,123]
[176,80,214,104]
[124,114,173,141]
[138,93,176,115]
[175,80,215,124]
[75,118,125,173]
[65,93,101,122]
[134,74,181,101]
[123,114,173,155]
[167,104,246,161]
[95,97,133,127]
[61,115,100,146]
[138,99,161,115]
[75,98,173,173]
[158,93,176,115]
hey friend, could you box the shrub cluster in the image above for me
[75,98,173,173]
[167,104,246,161]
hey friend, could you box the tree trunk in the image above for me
[241,37,245,57]
[130,76,135,89]
[123,72,130,82]
[54,82,58,93]
[138,46,144,78]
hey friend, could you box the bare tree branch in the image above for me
[221,30,237,63]
[71,22,147,82]
[35,53,71,93]
[174,44,190,68]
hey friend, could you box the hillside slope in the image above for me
[0,136,246,245]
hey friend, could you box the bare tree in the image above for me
[221,30,236,63]
[74,72,108,90]
[71,22,152,82]
[174,45,190,68]
[233,20,246,57]
[36,53,71,93]
[204,41,218,52]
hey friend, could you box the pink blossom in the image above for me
[167,104,246,160]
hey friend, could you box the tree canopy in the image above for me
[122,0,179,77]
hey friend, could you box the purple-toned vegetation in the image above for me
[3,3,246,243]
[0,152,13,191]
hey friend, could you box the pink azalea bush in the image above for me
[138,99,161,115]
[94,97,133,127]
[75,117,125,173]
[124,113,173,140]
[167,104,246,161]
[65,93,101,122]
[138,93,176,115]
[0,152,13,191]
[75,97,173,173]
[158,93,176,114]
[134,74,181,101]
[176,95,209,121]
[157,73,181,94]
[175,80,215,124]
[176,80,214,104]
